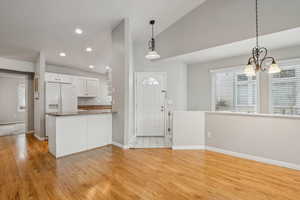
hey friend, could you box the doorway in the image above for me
[0,71,32,137]
[133,72,171,148]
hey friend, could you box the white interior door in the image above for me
[135,72,166,137]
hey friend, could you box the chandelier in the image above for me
[244,0,281,76]
[145,20,160,60]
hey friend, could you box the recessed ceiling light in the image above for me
[59,52,66,57]
[86,47,93,52]
[75,28,83,34]
[89,65,95,69]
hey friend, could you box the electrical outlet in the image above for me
[207,131,212,138]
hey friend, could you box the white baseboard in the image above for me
[132,145,171,149]
[112,141,129,149]
[26,130,34,134]
[172,145,205,150]
[34,134,46,141]
[206,146,300,171]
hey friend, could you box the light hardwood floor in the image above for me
[1,134,300,200]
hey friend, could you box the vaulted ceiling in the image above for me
[0,0,205,73]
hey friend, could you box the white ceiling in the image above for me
[0,0,205,73]
[165,27,300,65]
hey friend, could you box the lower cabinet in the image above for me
[56,116,87,157]
[47,114,112,158]
[87,114,112,149]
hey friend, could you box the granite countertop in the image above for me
[47,109,116,116]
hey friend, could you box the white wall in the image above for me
[172,111,205,149]
[206,112,300,168]
[156,0,300,59]
[188,45,300,111]
[111,19,134,146]
[134,43,188,111]
[0,57,34,72]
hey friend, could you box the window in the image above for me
[212,68,257,113]
[270,64,300,115]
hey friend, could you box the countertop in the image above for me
[78,105,112,110]
[46,109,116,116]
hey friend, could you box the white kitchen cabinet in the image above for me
[56,116,87,156]
[87,114,112,149]
[45,73,61,82]
[76,78,99,97]
[86,79,98,97]
[45,73,73,83]
[45,72,99,97]
[60,74,73,83]
[47,113,112,158]
[76,78,87,97]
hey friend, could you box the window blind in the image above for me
[213,68,257,113]
[271,64,300,115]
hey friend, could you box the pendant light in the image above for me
[145,20,160,60]
[244,0,281,76]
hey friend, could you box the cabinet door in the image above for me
[87,114,112,149]
[60,74,73,84]
[56,116,88,157]
[76,78,87,97]
[45,73,61,82]
[86,79,98,97]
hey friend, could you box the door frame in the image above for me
[134,72,167,137]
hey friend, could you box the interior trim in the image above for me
[206,146,300,171]
[172,145,205,150]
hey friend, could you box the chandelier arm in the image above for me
[260,56,275,69]
[261,56,274,63]
[248,56,255,65]
[258,47,268,58]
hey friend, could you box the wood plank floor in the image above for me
[1,134,300,200]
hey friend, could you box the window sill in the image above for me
[206,111,300,120]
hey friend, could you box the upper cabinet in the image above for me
[75,78,99,97]
[45,72,99,98]
[45,73,73,84]
[86,79,98,97]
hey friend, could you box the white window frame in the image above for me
[269,58,300,115]
[210,65,259,113]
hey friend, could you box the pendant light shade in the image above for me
[145,50,160,60]
[145,20,160,60]
[268,61,281,74]
[244,63,256,77]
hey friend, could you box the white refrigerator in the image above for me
[45,82,78,113]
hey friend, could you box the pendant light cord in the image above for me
[256,0,259,48]
[152,23,154,39]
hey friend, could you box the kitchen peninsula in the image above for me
[46,110,113,158]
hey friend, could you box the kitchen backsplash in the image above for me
[78,96,112,106]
